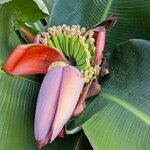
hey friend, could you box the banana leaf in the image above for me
[67,39,150,150]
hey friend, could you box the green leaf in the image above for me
[43,0,55,14]
[33,0,49,16]
[49,0,150,56]
[0,0,12,4]
[68,39,150,150]
[43,0,55,29]
[0,0,49,60]
[0,70,40,149]
[28,0,55,32]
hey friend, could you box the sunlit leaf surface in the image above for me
[68,39,150,150]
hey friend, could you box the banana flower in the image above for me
[2,16,117,149]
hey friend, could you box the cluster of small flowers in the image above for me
[40,25,95,45]
[83,30,96,59]
[48,61,68,71]
[47,25,86,37]
[40,32,50,45]
[81,65,100,83]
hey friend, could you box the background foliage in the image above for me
[0,0,150,150]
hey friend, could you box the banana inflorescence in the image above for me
[40,25,100,83]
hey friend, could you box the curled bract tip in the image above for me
[36,140,46,149]
[94,15,117,30]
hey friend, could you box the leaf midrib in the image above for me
[101,90,150,125]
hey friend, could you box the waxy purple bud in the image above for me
[34,65,84,149]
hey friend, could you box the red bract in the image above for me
[3,44,67,75]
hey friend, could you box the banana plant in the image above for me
[0,0,150,150]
